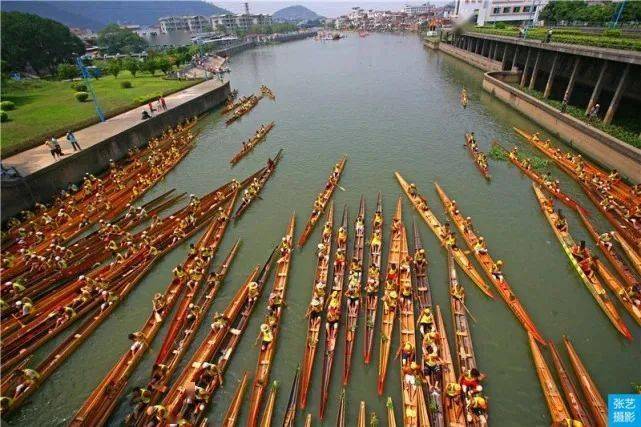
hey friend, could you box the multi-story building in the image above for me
[455,0,548,25]
[404,3,433,15]
[158,15,212,33]
[210,13,272,33]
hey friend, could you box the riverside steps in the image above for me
[1,78,230,221]
[428,30,641,182]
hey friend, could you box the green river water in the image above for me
[7,33,639,426]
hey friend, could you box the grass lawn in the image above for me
[1,71,202,157]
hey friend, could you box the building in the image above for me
[158,15,212,33]
[404,3,433,15]
[210,13,272,33]
[455,0,548,26]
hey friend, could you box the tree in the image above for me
[156,57,171,74]
[97,23,148,55]
[123,57,140,77]
[1,11,85,75]
[57,63,79,80]
[142,58,158,76]
[106,60,122,78]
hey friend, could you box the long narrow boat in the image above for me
[259,381,279,427]
[260,85,276,100]
[514,127,641,250]
[434,182,546,344]
[69,232,239,425]
[435,305,465,427]
[398,226,420,427]
[230,122,276,165]
[447,249,488,426]
[246,214,296,426]
[377,197,403,396]
[225,94,263,126]
[298,157,347,247]
[563,337,608,427]
[343,196,366,385]
[513,127,640,208]
[336,389,346,427]
[234,150,284,219]
[395,172,494,298]
[613,232,641,275]
[358,401,366,427]
[319,206,349,419]
[386,397,398,427]
[533,184,632,339]
[299,203,334,409]
[364,192,383,364]
[222,94,254,115]
[412,221,445,427]
[161,248,277,425]
[305,414,312,427]
[283,366,301,427]
[528,333,571,425]
[548,342,593,426]
[492,141,587,215]
[464,133,490,180]
[221,372,250,427]
[595,259,641,327]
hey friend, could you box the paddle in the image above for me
[460,300,477,324]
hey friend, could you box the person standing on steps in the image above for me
[66,131,81,151]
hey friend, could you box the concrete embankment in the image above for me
[2,79,230,221]
[484,71,641,182]
[426,40,503,72]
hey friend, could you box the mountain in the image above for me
[272,5,322,23]
[1,1,230,31]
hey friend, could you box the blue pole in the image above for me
[75,56,105,122]
[613,0,626,28]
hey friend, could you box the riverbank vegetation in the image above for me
[512,84,641,149]
[466,25,641,51]
[0,71,200,156]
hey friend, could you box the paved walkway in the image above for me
[4,78,227,177]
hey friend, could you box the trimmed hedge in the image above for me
[120,81,133,89]
[72,82,87,92]
[75,91,89,102]
[1,101,16,111]
[0,111,8,122]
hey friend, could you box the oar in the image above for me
[460,300,477,323]
[338,185,346,192]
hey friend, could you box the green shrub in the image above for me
[57,63,79,80]
[602,29,621,37]
[120,80,132,89]
[71,82,87,92]
[75,91,89,102]
[0,110,8,122]
[494,22,506,29]
[134,93,161,104]
[0,101,16,111]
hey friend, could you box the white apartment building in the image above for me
[455,0,548,25]
[158,15,212,33]
[210,14,272,32]
[404,3,433,15]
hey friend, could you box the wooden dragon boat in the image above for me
[260,85,276,100]
[377,197,403,396]
[395,172,494,298]
[299,203,334,409]
[533,184,632,339]
[336,389,346,427]
[246,214,295,426]
[358,401,366,427]
[435,182,546,344]
[464,133,491,180]
[283,365,301,427]
[363,192,383,364]
[548,341,593,426]
[319,206,349,419]
[563,337,608,427]
[230,122,276,165]
[342,196,366,385]
[221,372,250,427]
[435,304,465,427]
[298,157,347,247]
[387,397,398,427]
[614,231,641,275]
[225,94,263,126]
[258,381,279,427]
[234,150,283,220]
[528,333,571,425]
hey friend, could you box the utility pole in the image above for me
[612,0,626,28]
[75,56,105,122]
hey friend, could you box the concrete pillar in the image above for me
[520,48,532,87]
[562,57,581,104]
[528,50,541,90]
[604,63,630,125]
[501,44,509,70]
[511,46,519,70]
[492,43,499,60]
[476,38,481,54]
[543,53,560,98]
[586,62,607,115]
[482,39,488,56]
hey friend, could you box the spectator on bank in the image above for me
[66,131,81,151]
[545,29,553,43]
[588,104,600,121]
[141,110,151,120]
[45,138,58,159]
[53,136,65,157]
[147,102,156,113]
[1,163,20,178]
[160,96,167,110]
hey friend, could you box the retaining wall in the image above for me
[483,71,641,183]
[438,43,503,72]
[1,82,230,221]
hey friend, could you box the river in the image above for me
[8,33,639,427]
